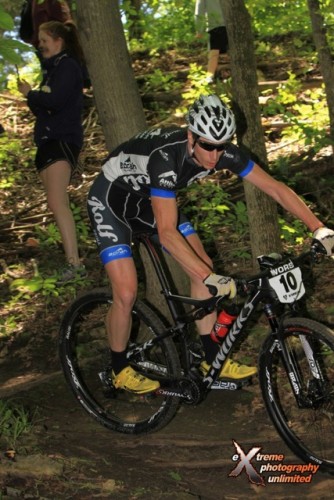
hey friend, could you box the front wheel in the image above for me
[259,317,334,473]
[59,288,181,434]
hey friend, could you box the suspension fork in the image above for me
[266,304,324,405]
[299,335,324,381]
[264,304,307,404]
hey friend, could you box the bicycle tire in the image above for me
[59,288,181,434]
[259,317,334,473]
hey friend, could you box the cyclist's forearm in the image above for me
[276,187,323,232]
[158,230,212,281]
[246,166,324,233]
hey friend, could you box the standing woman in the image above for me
[18,21,86,283]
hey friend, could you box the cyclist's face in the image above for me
[188,132,227,169]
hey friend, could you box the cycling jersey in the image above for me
[88,126,254,264]
[101,127,254,198]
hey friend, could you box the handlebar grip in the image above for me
[206,285,217,296]
[311,239,327,255]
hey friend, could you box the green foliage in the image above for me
[180,180,249,249]
[0,136,34,188]
[9,275,59,299]
[0,4,33,79]
[34,202,90,247]
[278,218,310,246]
[181,63,232,113]
[142,68,182,94]
[261,72,330,151]
[247,0,311,38]
[0,399,34,450]
[122,0,196,51]
[0,315,18,338]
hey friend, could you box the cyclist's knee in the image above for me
[113,287,137,310]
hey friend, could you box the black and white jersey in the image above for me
[102,127,254,199]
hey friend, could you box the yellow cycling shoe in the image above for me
[112,366,160,394]
[200,359,257,380]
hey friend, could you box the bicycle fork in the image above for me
[267,305,326,408]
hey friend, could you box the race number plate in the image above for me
[268,264,305,303]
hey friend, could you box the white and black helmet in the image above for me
[187,94,236,143]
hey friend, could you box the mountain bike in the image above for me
[59,233,334,473]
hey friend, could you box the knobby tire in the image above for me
[59,288,181,434]
[259,317,334,473]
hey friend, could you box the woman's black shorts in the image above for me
[208,26,228,53]
[35,140,81,173]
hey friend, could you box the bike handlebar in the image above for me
[233,239,327,296]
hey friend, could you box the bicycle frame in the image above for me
[132,233,326,404]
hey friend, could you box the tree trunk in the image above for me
[75,0,189,317]
[307,0,334,155]
[76,0,146,150]
[223,0,282,266]
[127,0,144,41]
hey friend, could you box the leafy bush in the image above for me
[0,399,35,450]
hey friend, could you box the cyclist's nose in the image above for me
[209,149,219,161]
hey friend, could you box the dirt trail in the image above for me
[1,366,333,499]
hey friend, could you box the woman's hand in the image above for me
[17,80,32,97]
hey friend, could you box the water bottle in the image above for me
[210,305,238,343]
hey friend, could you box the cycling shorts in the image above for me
[87,172,196,265]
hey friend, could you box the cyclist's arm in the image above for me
[151,195,212,281]
[244,164,324,233]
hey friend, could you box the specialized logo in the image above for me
[158,170,177,188]
[120,156,137,171]
[87,196,118,241]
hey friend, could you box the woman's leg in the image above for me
[40,160,81,266]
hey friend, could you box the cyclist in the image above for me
[87,94,334,395]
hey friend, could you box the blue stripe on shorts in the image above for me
[100,245,132,264]
[150,188,176,198]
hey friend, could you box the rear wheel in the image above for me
[259,317,334,473]
[59,288,181,434]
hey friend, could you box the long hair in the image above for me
[39,21,85,64]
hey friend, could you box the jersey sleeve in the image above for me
[216,143,255,177]
[147,148,177,198]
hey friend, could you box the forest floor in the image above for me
[1,47,334,498]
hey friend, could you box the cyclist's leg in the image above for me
[180,221,256,380]
[104,257,159,394]
[87,175,160,393]
[105,257,137,351]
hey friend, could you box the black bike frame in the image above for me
[134,233,322,399]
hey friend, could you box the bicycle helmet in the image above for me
[186,94,236,143]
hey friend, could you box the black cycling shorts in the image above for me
[208,26,229,53]
[87,172,196,265]
[35,140,81,173]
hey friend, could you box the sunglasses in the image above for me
[197,140,229,152]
